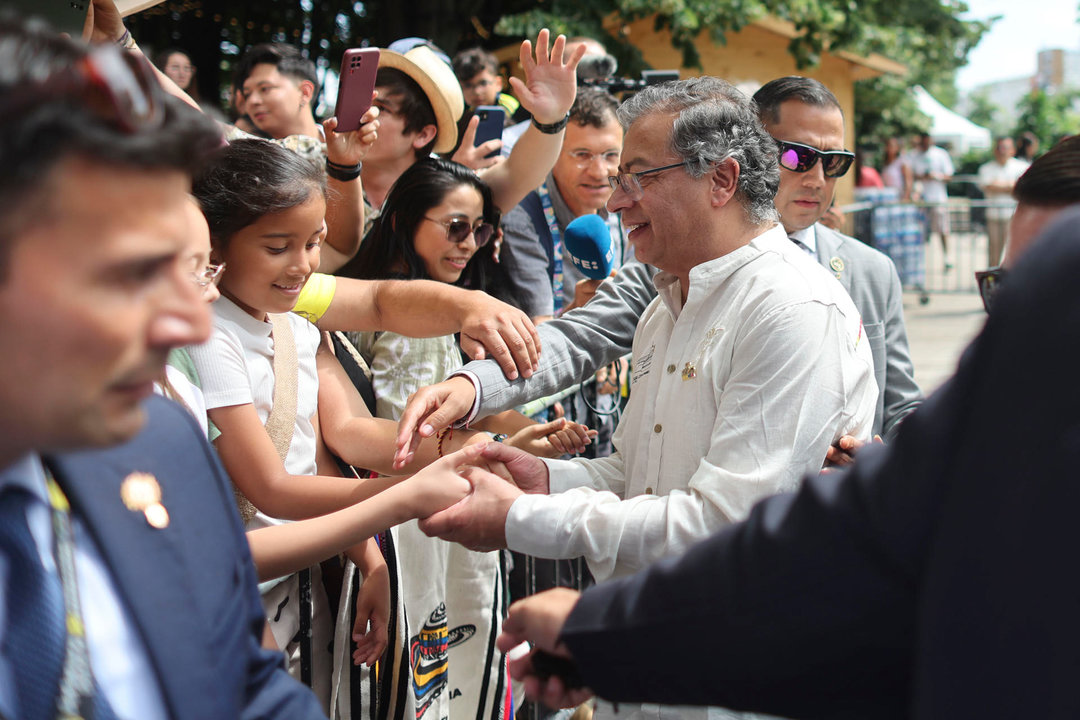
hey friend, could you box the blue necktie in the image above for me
[0,489,66,720]
[0,486,122,720]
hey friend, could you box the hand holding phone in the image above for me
[334,48,379,133]
[473,105,506,158]
[530,650,585,689]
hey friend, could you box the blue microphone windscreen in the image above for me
[564,214,615,279]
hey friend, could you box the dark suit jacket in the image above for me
[561,207,1080,719]
[814,224,922,440]
[45,396,323,720]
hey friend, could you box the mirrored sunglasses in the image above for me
[425,216,496,248]
[776,140,855,178]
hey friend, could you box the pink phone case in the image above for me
[334,48,380,133]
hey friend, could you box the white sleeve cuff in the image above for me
[541,457,598,493]
[505,492,576,558]
[448,370,482,428]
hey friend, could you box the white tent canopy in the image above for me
[913,85,992,156]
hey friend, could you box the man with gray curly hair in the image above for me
[416,77,876,625]
[616,76,781,226]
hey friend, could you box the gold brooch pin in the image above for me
[120,472,170,529]
[681,362,697,380]
[829,256,845,277]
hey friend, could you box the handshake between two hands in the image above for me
[404,440,551,552]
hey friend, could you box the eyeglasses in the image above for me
[568,149,621,169]
[1,43,163,133]
[423,217,496,248]
[975,266,1006,313]
[775,140,855,178]
[462,78,496,91]
[191,263,226,292]
[607,161,688,201]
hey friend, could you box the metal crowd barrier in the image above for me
[836,195,1019,301]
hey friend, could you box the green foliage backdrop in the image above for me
[128,0,991,140]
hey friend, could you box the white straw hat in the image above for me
[379,46,465,153]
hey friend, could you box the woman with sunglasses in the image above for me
[340,158,591,455]
[335,158,593,720]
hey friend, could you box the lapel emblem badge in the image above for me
[120,472,170,529]
[829,256,845,278]
[681,362,697,380]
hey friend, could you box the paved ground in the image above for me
[902,290,986,395]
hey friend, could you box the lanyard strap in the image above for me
[536,183,564,314]
[44,467,97,720]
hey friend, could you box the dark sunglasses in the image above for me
[424,216,496,248]
[975,266,1006,313]
[775,140,855,178]
[2,43,163,133]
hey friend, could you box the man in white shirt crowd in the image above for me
[911,131,955,269]
[978,136,1029,267]
[418,76,876,686]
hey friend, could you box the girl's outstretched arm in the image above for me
[210,400,400,520]
[245,445,480,581]
[315,335,488,473]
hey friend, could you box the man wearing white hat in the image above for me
[360,44,466,209]
[362,33,585,216]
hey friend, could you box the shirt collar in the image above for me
[653,223,789,319]
[213,295,272,337]
[0,453,49,502]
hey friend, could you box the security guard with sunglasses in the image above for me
[752,76,923,451]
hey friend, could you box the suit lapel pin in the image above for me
[829,256,845,278]
[120,472,170,529]
[681,362,697,380]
